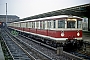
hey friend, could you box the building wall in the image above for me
[0,15,19,22]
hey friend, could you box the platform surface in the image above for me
[0,43,5,60]
[83,32,90,42]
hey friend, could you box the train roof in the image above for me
[14,15,82,23]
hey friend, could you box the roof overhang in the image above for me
[21,3,90,20]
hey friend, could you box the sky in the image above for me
[0,0,90,19]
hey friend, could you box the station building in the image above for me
[0,15,19,22]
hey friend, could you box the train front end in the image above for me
[58,17,83,50]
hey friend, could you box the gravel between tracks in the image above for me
[1,29,31,60]
[17,35,70,60]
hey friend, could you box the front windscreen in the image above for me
[67,21,75,28]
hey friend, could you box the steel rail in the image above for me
[4,30,36,60]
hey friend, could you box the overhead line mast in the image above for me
[6,3,7,26]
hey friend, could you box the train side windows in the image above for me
[31,22,32,28]
[24,22,26,28]
[26,22,28,28]
[49,21,51,28]
[77,20,82,28]
[29,22,30,28]
[47,21,51,29]
[18,23,20,27]
[43,21,45,29]
[36,22,37,28]
[27,22,29,28]
[30,22,32,28]
[33,22,35,28]
[28,22,30,28]
[58,20,65,28]
[40,21,45,29]
[20,23,22,27]
[20,23,21,27]
[53,20,56,28]
[21,22,26,28]
[40,21,42,29]
[31,22,33,28]
[47,21,49,28]
[36,21,39,29]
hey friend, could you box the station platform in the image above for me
[83,31,90,33]
[83,31,90,43]
[0,43,5,60]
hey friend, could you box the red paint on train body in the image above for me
[17,27,82,40]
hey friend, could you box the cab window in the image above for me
[58,20,65,28]
[67,21,75,28]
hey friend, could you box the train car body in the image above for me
[7,15,83,50]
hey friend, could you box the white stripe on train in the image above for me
[10,27,82,41]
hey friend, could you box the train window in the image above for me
[53,20,56,28]
[77,20,82,28]
[16,23,18,27]
[33,22,35,28]
[21,22,26,28]
[24,22,26,28]
[43,21,45,29]
[47,21,51,29]
[29,22,31,28]
[30,22,32,28]
[49,21,51,28]
[67,21,75,28]
[18,23,20,27]
[32,22,34,28]
[26,22,28,28]
[27,22,29,28]
[58,20,65,28]
[40,21,42,29]
[31,22,33,28]
[36,21,39,29]
[47,21,49,28]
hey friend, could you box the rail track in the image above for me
[2,27,89,60]
[7,28,85,60]
[6,29,68,60]
[69,42,90,60]
[72,33,90,60]
[1,29,31,60]
[17,31,90,60]
[1,28,53,60]
[19,34,90,60]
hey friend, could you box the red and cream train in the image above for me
[7,15,83,49]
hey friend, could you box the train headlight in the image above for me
[61,31,64,37]
[61,33,64,37]
[77,32,80,36]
